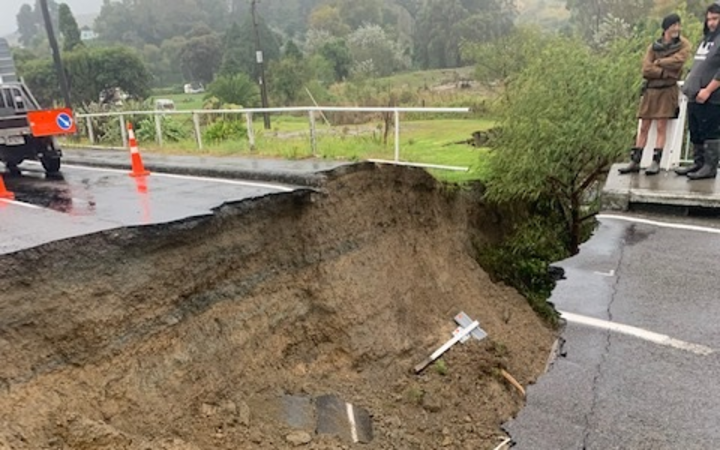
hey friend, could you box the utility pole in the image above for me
[251,0,271,130]
[39,0,72,108]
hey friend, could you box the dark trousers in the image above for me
[688,102,720,144]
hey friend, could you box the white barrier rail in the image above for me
[74,106,472,172]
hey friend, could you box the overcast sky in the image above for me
[2,0,103,37]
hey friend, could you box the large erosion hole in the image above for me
[0,164,555,449]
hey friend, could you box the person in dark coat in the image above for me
[677,2,720,180]
[619,13,691,175]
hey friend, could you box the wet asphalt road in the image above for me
[505,215,720,449]
[0,162,296,255]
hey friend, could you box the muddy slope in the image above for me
[0,164,555,449]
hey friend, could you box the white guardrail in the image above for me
[74,106,472,172]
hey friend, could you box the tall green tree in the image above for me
[58,3,82,51]
[235,14,282,78]
[414,0,515,69]
[317,39,352,81]
[16,4,39,48]
[565,0,654,42]
[218,22,245,76]
[180,34,223,84]
[19,46,151,106]
[484,34,641,254]
[347,25,409,77]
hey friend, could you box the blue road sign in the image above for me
[56,112,73,131]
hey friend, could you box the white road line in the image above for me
[0,199,43,210]
[152,172,295,192]
[31,162,295,192]
[346,402,359,443]
[594,270,616,277]
[559,311,714,356]
[598,214,720,235]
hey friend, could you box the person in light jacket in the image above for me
[619,13,691,175]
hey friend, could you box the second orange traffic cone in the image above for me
[0,175,14,200]
[127,122,150,177]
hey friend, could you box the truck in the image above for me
[0,38,66,175]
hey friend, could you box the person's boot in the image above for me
[618,147,642,174]
[688,139,719,180]
[645,148,662,175]
[675,143,705,176]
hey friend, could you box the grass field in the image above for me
[68,117,494,183]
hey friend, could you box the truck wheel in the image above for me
[40,155,61,174]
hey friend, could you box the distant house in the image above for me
[80,26,97,41]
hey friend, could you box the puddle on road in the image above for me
[623,223,655,246]
[3,173,94,215]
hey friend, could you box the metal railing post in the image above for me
[86,116,95,144]
[154,113,163,147]
[193,112,203,150]
[394,110,400,162]
[309,110,317,157]
[119,114,127,148]
[246,112,255,151]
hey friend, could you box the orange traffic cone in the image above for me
[127,122,150,177]
[0,175,14,200]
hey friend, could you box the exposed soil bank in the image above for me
[0,163,555,449]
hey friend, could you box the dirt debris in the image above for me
[0,163,556,449]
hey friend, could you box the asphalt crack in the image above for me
[581,231,628,450]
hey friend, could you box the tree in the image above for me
[268,54,332,105]
[466,26,552,93]
[565,0,654,42]
[308,5,351,37]
[17,4,39,48]
[347,25,409,77]
[65,46,152,105]
[206,74,259,106]
[19,46,151,106]
[234,13,281,78]
[284,40,303,60]
[317,39,352,81]
[335,0,384,30]
[484,34,641,254]
[180,34,223,84]
[219,22,245,76]
[414,0,516,69]
[58,3,82,51]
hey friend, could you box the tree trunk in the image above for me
[569,191,581,255]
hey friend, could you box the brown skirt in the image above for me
[638,85,679,119]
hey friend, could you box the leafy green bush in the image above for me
[203,119,248,143]
[135,116,189,143]
[206,74,259,107]
[475,210,571,326]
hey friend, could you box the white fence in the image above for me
[74,106,472,172]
